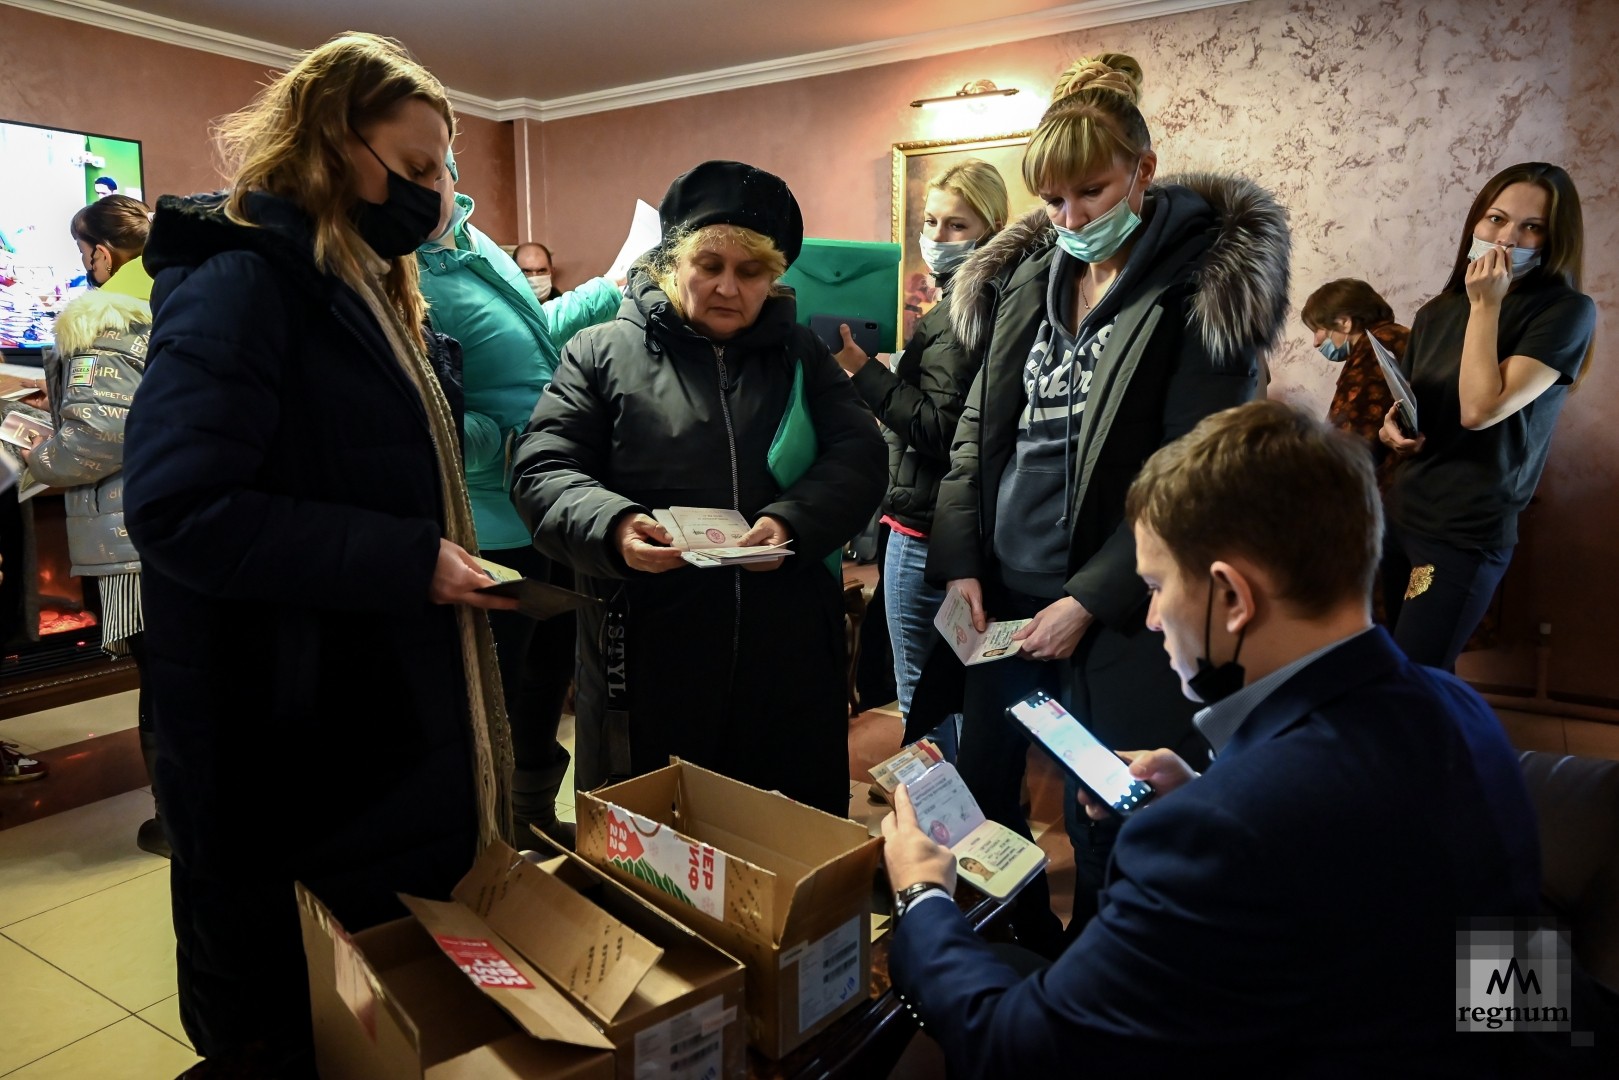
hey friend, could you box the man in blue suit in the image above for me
[883,400,1542,1074]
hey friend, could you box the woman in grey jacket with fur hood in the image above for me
[916,53,1290,950]
[22,194,166,855]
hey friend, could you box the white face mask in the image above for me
[1468,234,1541,280]
[918,235,977,276]
[526,273,553,298]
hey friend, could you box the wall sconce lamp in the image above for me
[910,79,1020,109]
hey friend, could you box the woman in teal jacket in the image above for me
[418,162,620,842]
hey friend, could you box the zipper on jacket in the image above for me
[713,345,744,690]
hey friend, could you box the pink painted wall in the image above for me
[533,0,1618,702]
[0,6,518,239]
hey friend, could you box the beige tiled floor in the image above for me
[0,792,196,1077]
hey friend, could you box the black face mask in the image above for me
[1186,577,1246,704]
[350,132,442,259]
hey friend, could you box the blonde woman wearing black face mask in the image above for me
[1379,162,1595,671]
[123,34,516,1075]
[835,159,1009,764]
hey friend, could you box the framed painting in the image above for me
[891,132,1040,342]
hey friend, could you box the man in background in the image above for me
[514,241,558,302]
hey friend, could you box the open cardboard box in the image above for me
[299,839,746,1079]
[576,759,883,1058]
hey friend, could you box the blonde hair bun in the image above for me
[1051,52,1144,105]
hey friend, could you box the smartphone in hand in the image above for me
[1007,691,1153,817]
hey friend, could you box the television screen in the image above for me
[0,119,145,356]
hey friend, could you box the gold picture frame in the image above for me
[891,132,1038,342]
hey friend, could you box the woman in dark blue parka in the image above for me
[123,34,514,1077]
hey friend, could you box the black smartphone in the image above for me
[1006,691,1153,817]
[1391,400,1419,439]
[810,314,881,357]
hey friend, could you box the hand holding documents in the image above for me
[934,586,1029,665]
[652,507,793,567]
[873,743,1047,902]
[0,410,51,451]
[473,557,600,619]
[1367,332,1419,434]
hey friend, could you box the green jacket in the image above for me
[417,194,620,550]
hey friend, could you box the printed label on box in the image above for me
[633,996,735,1080]
[434,935,535,989]
[797,916,863,1032]
[603,803,726,919]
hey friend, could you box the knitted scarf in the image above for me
[353,268,513,851]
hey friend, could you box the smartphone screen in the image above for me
[1007,692,1153,815]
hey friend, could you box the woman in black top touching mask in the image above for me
[1379,162,1595,671]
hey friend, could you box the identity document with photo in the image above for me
[934,586,1030,665]
[652,506,793,567]
[875,748,1047,902]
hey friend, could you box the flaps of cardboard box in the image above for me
[298,884,422,1054]
[400,894,616,1050]
[578,759,880,947]
[450,841,663,1021]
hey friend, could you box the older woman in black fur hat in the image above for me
[511,160,886,815]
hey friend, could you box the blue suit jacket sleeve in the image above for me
[889,794,1277,1075]
[124,253,441,613]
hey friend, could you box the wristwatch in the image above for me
[894,881,948,920]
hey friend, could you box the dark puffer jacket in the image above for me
[511,269,886,815]
[847,278,975,533]
[124,192,477,1065]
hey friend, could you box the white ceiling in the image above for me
[15,0,1248,117]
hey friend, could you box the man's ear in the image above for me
[1209,560,1257,635]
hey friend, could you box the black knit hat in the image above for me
[658,160,804,266]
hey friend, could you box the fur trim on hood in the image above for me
[951,172,1291,367]
[51,289,152,357]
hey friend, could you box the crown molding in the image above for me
[4,0,1250,124]
[536,0,1249,120]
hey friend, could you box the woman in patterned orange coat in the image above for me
[1302,278,1409,493]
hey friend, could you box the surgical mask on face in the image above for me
[1052,165,1143,264]
[1318,336,1350,362]
[526,273,553,299]
[351,133,443,259]
[1468,234,1541,280]
[1186,579,1246,704]
[918,235,977,276]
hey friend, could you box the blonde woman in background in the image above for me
[835,159,1010,764]
[123,34,515,1076]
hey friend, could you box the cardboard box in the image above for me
[299,887,612,1079]
[299,840,747,1080]
[576,760,883,1058]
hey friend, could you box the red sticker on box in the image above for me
[435,935,534,989]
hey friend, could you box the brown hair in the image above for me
[70,194,150,272]
[213,32,453,348]
[1126,400,1381,616]
[1300,278,1394,334]
[1023,53,1150,195]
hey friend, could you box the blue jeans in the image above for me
[883,528,960,761]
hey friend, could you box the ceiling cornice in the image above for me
[3,0,1250,123]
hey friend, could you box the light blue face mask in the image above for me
[918,234,977,276]
[1318,337,1350,362]
[1051,165,1143,264]
[1468,234,1541,280]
